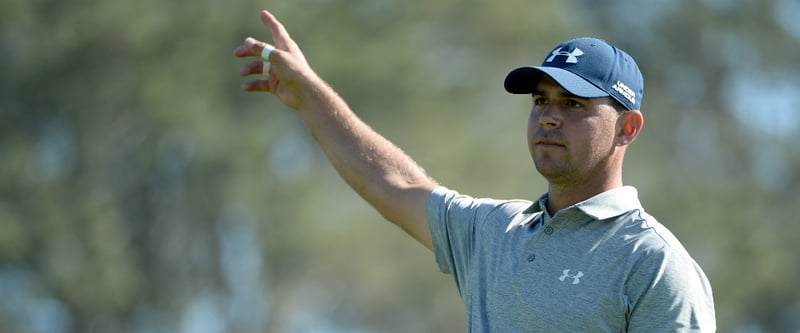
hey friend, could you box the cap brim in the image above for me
[504,66,608,98]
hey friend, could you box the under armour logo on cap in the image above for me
[545,47,584,64]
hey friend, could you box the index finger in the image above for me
[260,10,291,50]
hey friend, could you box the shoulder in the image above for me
[616,209,691,255]
[621,212,716,330]
[429,186,533,222]
[619,209,712,294]
[601,208,712,292]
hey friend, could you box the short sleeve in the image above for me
[427,186,535,296]
[427,186,478,277]
[625,247,717,331]
[427,187,517,279]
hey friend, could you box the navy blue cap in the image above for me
[504,37,644,111]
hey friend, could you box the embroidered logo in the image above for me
[611,80,636,105]
[559,269,584,285]
[545,47,584,64]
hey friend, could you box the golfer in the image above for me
[235,9,716,332]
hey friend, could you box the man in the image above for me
[235,10,716,332]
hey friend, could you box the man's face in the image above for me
[527,76,623,186]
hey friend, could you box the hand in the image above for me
[234,10,318,110]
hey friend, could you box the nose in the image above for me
[535,104,561,129]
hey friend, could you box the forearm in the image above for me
[296,77,437,248]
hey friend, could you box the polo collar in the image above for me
[522,186,642,221]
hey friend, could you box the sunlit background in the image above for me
[2,0,799,332]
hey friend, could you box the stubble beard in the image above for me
[532,147,579,186]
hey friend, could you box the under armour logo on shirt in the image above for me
[545,47,584,64]
[559,269,584,285]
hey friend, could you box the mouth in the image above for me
[534,138,566,148]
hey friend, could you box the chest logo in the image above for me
[559,269,584,285]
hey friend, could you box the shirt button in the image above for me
[527,254,536,262]
[544,226,554,235]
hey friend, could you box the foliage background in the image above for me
[1,0,799,332]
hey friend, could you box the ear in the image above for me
[616,110,643,146]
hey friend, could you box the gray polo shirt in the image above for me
[427,186,716,332]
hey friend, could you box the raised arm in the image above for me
[234,10,438,250]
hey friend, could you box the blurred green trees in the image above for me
[1,0,798,332]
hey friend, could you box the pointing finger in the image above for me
[260,10,291,50]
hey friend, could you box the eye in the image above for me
[565,99,583,108]
[533,96,548,106]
